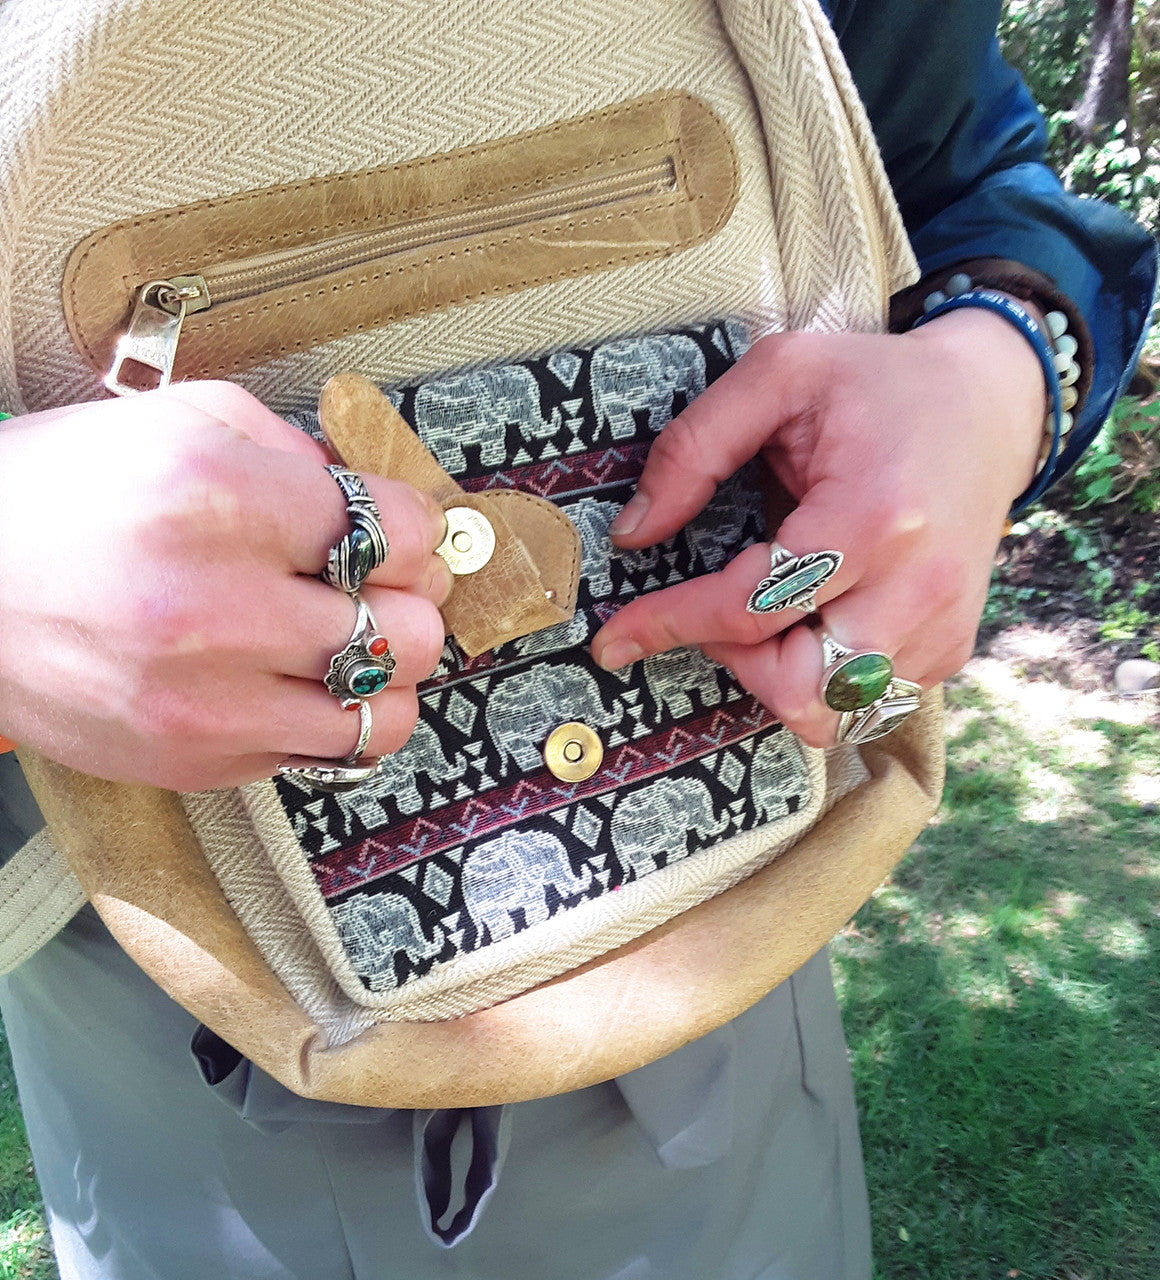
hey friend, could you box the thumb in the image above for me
[607,332,823,548]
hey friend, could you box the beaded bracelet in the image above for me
[910,274,1082,511]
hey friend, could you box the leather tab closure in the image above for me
[318,373,579,655]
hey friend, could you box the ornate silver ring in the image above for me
[322,465,389,595]
[278,702,381,793]
[835,677,922,746]
[324,596,396,707]
[747,543,843,616]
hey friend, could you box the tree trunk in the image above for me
[1076,0,1135,143]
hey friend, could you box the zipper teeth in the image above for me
[201,158,677,305]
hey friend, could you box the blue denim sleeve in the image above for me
[827,0,1157,490]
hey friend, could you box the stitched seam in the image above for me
[66,91,711,362]
[186,188,727,377]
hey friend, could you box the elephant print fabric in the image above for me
[276,324,813,995]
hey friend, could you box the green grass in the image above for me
[0,1038,53,1280]
[837,664,1160,1280]
[1,664,1156,1279]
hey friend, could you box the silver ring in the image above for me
[322,465,389,595]
[277,703,380,792]
[819,634,895,712]
[746,543,843,616]
[835,678,922,745]
[324,595,396,707]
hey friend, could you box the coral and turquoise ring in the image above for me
[746,543,843,616]
[324,596,396,708]
[819,634,895,713]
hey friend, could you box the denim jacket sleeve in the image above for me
[826,0,1158,491]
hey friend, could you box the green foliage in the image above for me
[1072,392,1160,511]
[1001,1,1160,232]
[999,0,1092,117]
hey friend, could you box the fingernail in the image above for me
[595,638,644,671]
[609,493,648,539]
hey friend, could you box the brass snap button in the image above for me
[544,722,604,782]
[436,506,496,575]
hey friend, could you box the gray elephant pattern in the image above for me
[333,889,444,987]
[413,365,559,473]
[642,648,723,721]
[338,716,466,825]
[485,664,618,774]
[591,334,706,440]
[751,733,807,823]
[609,776,729,879]
[458,830,595,944]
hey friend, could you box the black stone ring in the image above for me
[322,465,389,595]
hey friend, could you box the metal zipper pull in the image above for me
[103,276,210,396]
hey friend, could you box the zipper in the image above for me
[104,158,677,396]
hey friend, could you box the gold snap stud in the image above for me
[436,506,496,575]
[544,722,603,782]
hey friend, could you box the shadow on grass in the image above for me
[837,680,1160,1280]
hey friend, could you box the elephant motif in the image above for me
[333,889,443,984]
[682,478,763,575]
[460,830,595,943]
[564,495,622,603]
[642,648,723,721]
[413,365,559,474]
[750,732,807,823]
[485,663,618,774]
[610,775,728,879]
[340,716,466,820]
[591,334,706,440]
[513,610,592,660]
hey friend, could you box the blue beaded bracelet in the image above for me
[911,287,1064,511]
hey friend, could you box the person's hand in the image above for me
[590,309,1047,746]
[0,382,452,789]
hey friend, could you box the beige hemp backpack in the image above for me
[0,0,944,1106]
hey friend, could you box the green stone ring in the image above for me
[324,595,396,708]
[819,635,895,712]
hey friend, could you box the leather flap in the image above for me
[319,373,579,654]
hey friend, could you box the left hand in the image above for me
[590,308,1046,746]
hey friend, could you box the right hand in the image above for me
[0,381,451,790]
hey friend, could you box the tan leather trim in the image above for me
[18,689,943,1108]
[64,92,740,383]
[318,373,579,654]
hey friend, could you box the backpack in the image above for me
[0,0,942,1106]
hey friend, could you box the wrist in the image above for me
[906,305,1047,504]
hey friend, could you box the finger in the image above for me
[592,523,863,669]
[272,678,421,761]
[592,542,785,669]
[609,332,829,549]
[158,381,331,462]
[704,626,841,749]
[271,580,447,688]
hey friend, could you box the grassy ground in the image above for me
[0,1036,53,1280]
[837,660,1160,1280]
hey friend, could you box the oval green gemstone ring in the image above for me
[819,635,894,712]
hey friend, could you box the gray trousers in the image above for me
[0,756,871,1280]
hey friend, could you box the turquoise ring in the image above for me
[324,596,396,707]
[747,543,843,616]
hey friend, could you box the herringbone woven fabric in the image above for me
[0,0,916,414]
